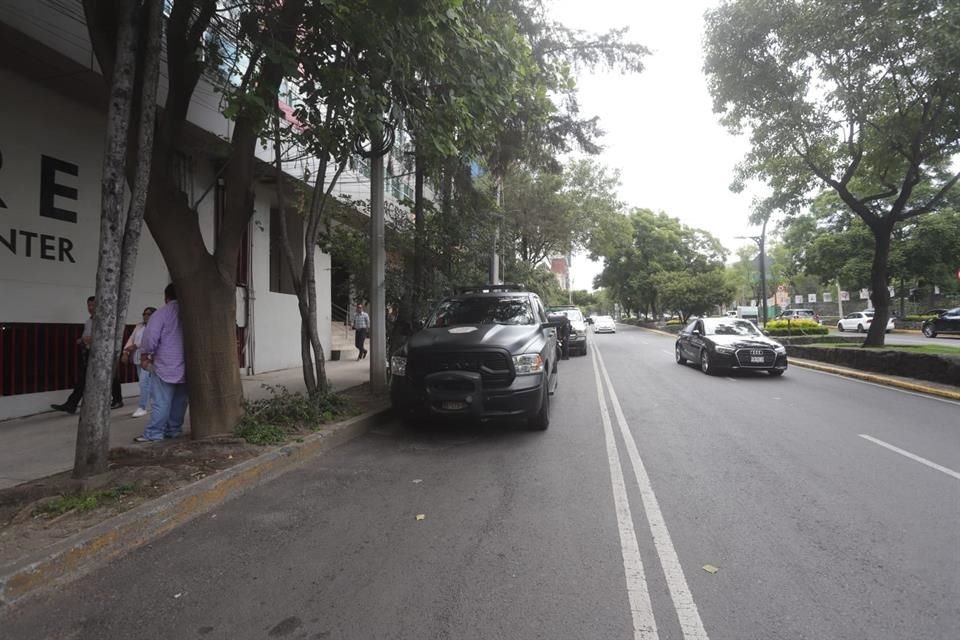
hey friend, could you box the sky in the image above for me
[547,0,762,290]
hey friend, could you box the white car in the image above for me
[593,316,617,333]
[836,310,895,333]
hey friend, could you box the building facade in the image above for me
[0,1,424,419]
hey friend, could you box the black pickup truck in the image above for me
[389,285,560,430]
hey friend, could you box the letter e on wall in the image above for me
[39,154,78,223]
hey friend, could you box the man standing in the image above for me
[51,296,123,414]
[135,284,187,442]
[353,302,370,360]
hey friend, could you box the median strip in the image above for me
[789,358,960,402]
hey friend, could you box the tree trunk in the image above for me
[74,0,140,478]
[865,221,894,346]
[176,255,243,438]
[439,157,455,280]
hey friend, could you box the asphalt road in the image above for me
[4,324,959,639]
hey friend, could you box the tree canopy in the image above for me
[704,0,960,344]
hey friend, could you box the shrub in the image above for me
[764,319,829,336]
[902,315,938,322]
[665,319,683,326]
[236,385,349,445]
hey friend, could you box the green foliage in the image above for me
[655,269,735,321]
[236,385,349,446]
[704,0,960,341]
[764,319,829,336]
[597,208,730,317]
[35,486,135,517]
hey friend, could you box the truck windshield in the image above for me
[427,297,536,327]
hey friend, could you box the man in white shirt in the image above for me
[353,303,370,360]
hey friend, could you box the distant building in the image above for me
[550,257,571,291]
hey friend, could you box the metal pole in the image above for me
[370,154,387,393]
[836,280,844,318]
[759,218,768,326]
[490,175,502,285]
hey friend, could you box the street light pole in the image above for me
[737,215,769,326]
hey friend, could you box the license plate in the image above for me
[441,401,468,411]
[750,356,765,363]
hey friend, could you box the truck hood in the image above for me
[405,324,541,355]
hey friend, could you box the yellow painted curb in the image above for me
[0,402,392,608]
[790,358,960,401]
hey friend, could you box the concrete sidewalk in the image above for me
[0,359,371,490]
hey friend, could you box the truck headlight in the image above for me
[390,356,407,377]
[512,353,545,375]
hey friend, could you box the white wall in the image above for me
[247,192,331,374]
[0,69,170,324]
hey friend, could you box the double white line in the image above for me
[591,345,709,640]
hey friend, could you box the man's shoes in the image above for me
[50,403,76,415]
[133,436,161,443]
[111,400,124,410]
[131,407,148,418]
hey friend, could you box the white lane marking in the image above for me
[725,377,737,382]
[595,346,710,640]
[792,366,960,407]
[859,435,960,481]
[590,348,660,639]
[663,350,673,356]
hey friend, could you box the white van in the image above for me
[735,306,760,324]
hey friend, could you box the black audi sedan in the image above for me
[921,307,960,338]
[675,316,788,376]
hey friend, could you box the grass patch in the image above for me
[814,343,960,355]
[236,385,350,445]
[35,486,135,517]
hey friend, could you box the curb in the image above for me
[0,402,392,608]
[789,358,960,401]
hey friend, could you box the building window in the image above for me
[174,152,194,204]
[269,208,303,295]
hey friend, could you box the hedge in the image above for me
[764,319,830,336]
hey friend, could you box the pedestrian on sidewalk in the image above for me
[135,285,187,443]
[51,296,123,414]
[353,302,369,360]
[121,306,156,418]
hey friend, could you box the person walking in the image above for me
[135,285,187,442]
[121,306,156,418]
[51,296,123,414]
[353,303,370,360]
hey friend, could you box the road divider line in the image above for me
[590,347,660,639]
[595,346,710,640]
[859,435,960,481]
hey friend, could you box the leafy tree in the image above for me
[655,270,734,322]
[705,0,960,345]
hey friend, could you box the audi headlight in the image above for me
[512,353,545,375]
[774,345,787,354]
[714,345,736,354]
[390,356,407,377]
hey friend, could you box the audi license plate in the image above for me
[750,356,764,363]
[441,401,468,411]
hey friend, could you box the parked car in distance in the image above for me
[675,316,787,376]
[593,315,617,333]
[836,310,895,333]
[921,307,960,338]
[546,306,589,356]
[389,284,559,430]
[776,308,821,324]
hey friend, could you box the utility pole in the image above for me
[736,215,769,326]
[356,121,394,395]
[489,176,502,285]
[370,153,386,394]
